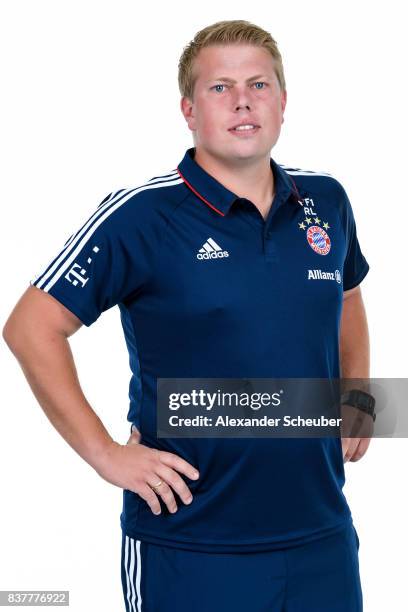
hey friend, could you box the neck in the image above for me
[193,146,275,218]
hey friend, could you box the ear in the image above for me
[281,88,287,115]
[180,96,196,131]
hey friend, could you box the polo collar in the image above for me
[176,146,302,217]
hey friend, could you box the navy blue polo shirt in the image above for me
[30,146,369,552]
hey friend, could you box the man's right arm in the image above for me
[2,285,199,515]
[2,285,118,472]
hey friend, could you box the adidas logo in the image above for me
[197,237,229,260]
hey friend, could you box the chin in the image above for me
[229,143,269,157]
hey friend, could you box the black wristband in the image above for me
[340,389,376,422]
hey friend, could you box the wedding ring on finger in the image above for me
[149,479,163,492]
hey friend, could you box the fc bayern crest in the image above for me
[306,225,331,255]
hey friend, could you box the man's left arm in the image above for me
[339,284,372,462]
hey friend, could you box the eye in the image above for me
[211,84,226,93]
[210,81,268,92]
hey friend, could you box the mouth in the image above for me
[228,124,260,136]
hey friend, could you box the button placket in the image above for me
[262,205,281,262]
[263,234,279,262]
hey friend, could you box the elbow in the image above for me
[2,309,32,355]
[2,317,21,353]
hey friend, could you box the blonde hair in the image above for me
[178,19,286,102]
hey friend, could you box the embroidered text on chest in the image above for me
[297,198,332,256]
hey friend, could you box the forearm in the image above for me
[339,294,370,387]
[4,328,114,473]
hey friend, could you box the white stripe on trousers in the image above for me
[124,535,142,611]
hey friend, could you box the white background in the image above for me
[1,1,407,610]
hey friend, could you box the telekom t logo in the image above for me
[64,245,100,287]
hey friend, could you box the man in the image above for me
[3,19,370,612]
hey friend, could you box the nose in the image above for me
[232,84,252,110]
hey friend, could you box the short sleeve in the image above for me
[338,183,370,291]
[29,190,149,326]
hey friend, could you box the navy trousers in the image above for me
[121,522,363,611]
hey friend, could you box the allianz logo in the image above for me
[197,237,229,260]
[308,269,342,283]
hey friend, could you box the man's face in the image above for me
[181,44,287,163]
